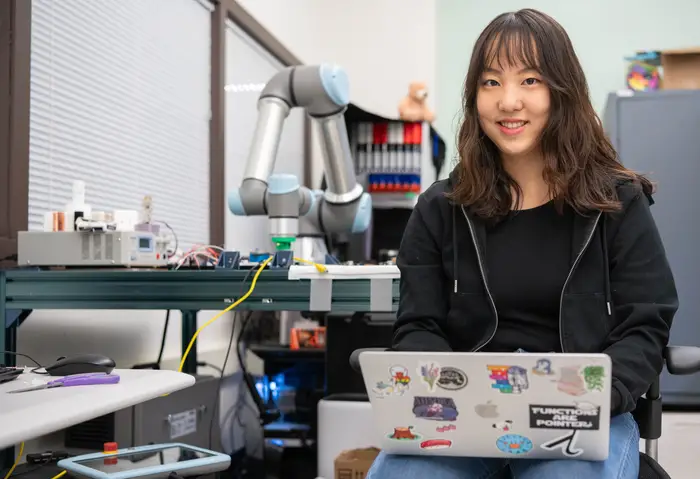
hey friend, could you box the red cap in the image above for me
[103,442,118,453]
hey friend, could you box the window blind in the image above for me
[28,0,212,250]
[224,20,306,254]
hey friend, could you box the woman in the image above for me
[367,9,677,479]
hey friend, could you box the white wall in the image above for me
[435,0,700,176]
[17,0,235,383]
[237,0,437,120]
[17,0,236,376]
[18,0,438,456]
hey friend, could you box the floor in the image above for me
[647,413,700,478]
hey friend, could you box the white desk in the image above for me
[0,369,195,449]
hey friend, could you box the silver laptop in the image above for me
[359,351,612,461]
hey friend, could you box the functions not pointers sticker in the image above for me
[529,403,601,431]
[531,402,600,458]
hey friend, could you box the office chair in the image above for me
[349,345,700,479]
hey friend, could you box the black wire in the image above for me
[235,313,254,396]
[10,464,44,476]
[228,377,247,453]
[154,220,179,258]
[209,312,238,451]
[209,265,257,453]
[235,310,269,457]
[0,351,43,368]
[198,362,223,375]
[238,397,265,458]
[156,310,171,368]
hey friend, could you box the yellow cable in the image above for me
[293,257,327,273]
[2,442,23,479]
[50,471,66,479]
[177,256,273,373]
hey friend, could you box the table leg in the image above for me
[181,310,199,375]
[0,274,16,471]
[0,272,6,366]
[4,325,16,367]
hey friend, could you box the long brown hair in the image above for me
[448,9,652,217]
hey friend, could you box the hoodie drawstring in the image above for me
[452,204,611,318]
[452,205,459,293]
[601,214,612,316]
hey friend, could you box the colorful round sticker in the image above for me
[496,434,533,455]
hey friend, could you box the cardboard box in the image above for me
[661,48,700,89]
[334,447,380,479]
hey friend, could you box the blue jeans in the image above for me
[367,413,640,479]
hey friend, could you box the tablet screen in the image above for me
[74,446,214,473]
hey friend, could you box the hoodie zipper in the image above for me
[557,212,602,353]
[460,206,499,352]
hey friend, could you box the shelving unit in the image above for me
[340,104,446,262]
[344,104,446,211]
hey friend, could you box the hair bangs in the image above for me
[481,22,542,74]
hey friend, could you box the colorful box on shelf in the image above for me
[367,174,421,193]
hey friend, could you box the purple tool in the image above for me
[8,372,120,393]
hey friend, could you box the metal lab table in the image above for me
[0,266,400,373]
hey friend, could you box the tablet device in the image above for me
[57,443,231,479]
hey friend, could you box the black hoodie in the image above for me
[393,173,678,417]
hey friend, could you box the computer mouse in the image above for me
[45,354,116,376]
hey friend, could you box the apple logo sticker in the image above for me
[474,400,499,418]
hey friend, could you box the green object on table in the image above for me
[272,236,296,251]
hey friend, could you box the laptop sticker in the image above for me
[539,430,584,457]
[530,403,599,458]
[492,420,513,432]
[487,365,530,394]
[582,365,605,392]
[437,366,468,391]
[532,358,555,376]
[436,424,457,433]
[418,362,441,392]
[474,400,499,418]
[529,404,601,431]
[557,365,587,396]
[372,365,411,398]
[413,396,459,421]
[387,426,422,442]
[495,434,533,455]
[420,439,452,450]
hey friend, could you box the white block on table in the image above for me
[288,264,400,280]
[0,369,195,449]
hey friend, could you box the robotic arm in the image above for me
[227,64,372,250]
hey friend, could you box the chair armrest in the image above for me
[349,348,389,372]
[665,346,700,375]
